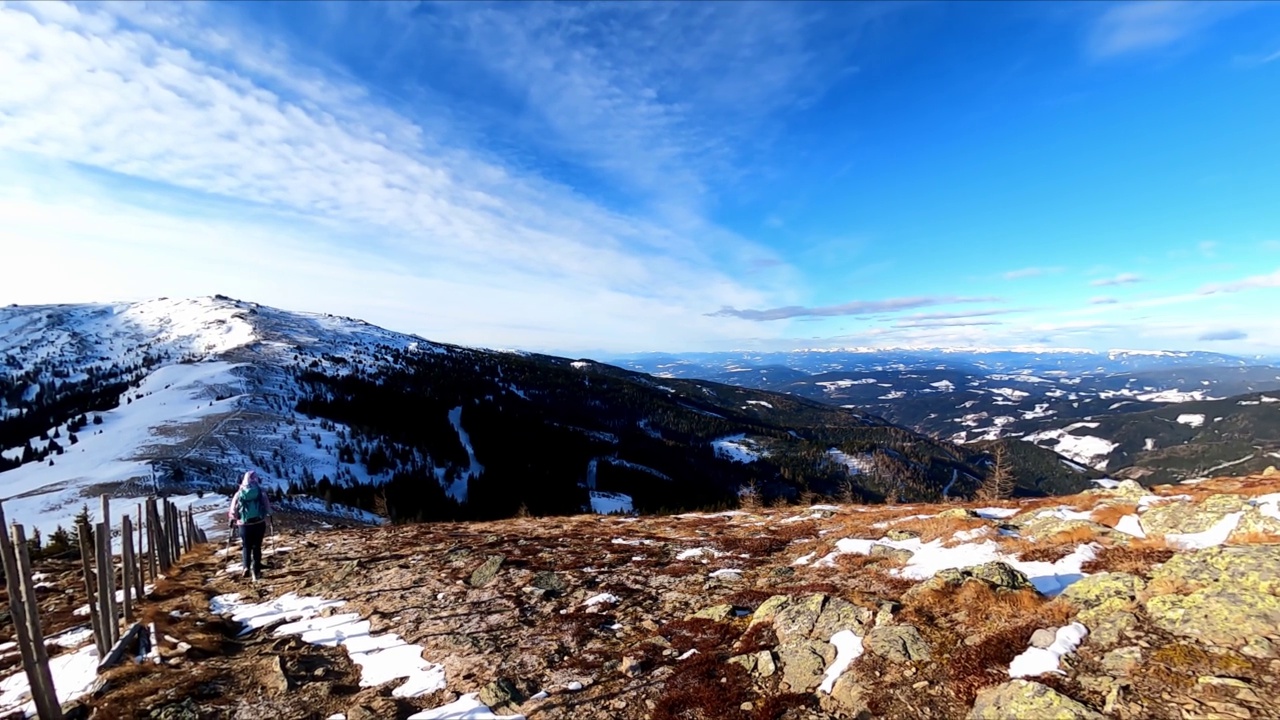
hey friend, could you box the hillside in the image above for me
[5,471,1280,719]
[1021,392,1280,485]
[1,297,1097,537]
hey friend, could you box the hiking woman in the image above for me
[228,470,273,580]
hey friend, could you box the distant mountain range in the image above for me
[614,349,1280,483]
[0,297,1101,535]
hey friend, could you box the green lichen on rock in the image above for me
[967,680,1106,720]
[885,529,919,541]
[1229,506,1280,542]
[938,507,978,519]
[1141,494,1248,536]
[1143,544,1280,651]
[1062,572,1145,610]
[690,604,735,621]
[865,624,931,663]
[905,562,1036,601]
[750,595,793,628]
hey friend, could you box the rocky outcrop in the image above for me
[764,594,874,691]
[1143,544,1280,654]
[968,680,1107,720]
[1140,494,1247,536]
[906,561,1034,600]
[865,624,931,663]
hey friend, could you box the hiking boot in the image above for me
[241,568,251,579]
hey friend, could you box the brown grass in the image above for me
[891,515,991,543]
[1141,574,1201,599]
[650,652,751,720]
[772,521,819,543]
[1090,503,1138,528]
[1229,531,1280,545]
[905,581,1076,639]
[999,524,1100,562]
[1081,544,1175,576]
[833,552,907,573]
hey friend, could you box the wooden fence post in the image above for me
[0,503,62,720]
[148,499,168,574]
[121,515,134,624]
[136,502,146,590]
[76,521,106,658]
[10,523,63,720]
[170,503,181,561]
[94,521,118,649]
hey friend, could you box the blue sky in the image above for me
[0,1,1278,355]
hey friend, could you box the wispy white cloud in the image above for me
[1198,267,1280,295]
[1086,1,1246,60]
[1199,329,1247,341]
[0,1,810,351]
[1090,296,1119,305]
[1090,272,1144,287]
[708,296,1002,322]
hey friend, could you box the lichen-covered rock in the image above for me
[1018,517,1110,542]
[690,604,735,621]
[869,544,913,563]
[749,595,793,628]
[1086,609,1139,649]
[865,624,931,663]
[885,529,919,541]
[1143,545,1280,650]
[469,555,505,587]
[1061,572,1145,610]
[776,638,833,691]
[1228,506,1280,543]
[729,650,777,678]
[968,680,1107,720]
[905,562,1035,601]
[819,672,871,719]
[772,594,872,642]
[1141,494,1248,536]
[1101,646,1142,675]
[938,507,978,519]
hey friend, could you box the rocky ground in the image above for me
[4,470,1280,719]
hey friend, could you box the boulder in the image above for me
[728,650,777,678]
[1101,646,1142,676]
[531,571,567,596]
[689,604,735,622]
[764,594,872,692]
[1061,572,1144,610]
[1143,545,1280,651]
[1029,628,1057,649]
[869,544,914,564]
[749,595,792,628]
[1140,494,1248,536]
[885,529,919,541]
[938,507,978,520]
[968,680,1107,720]
[865,624,931,663]
[909,562,1035,601]
[479,678,525,714]
[776,638,833,691]
[1228,506,1280,543]
[469,555,505,588]
[1263,466,1277,477]
[1018,517,1110,542]
[819,672,872,719]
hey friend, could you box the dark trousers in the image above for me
[240,520,267,575]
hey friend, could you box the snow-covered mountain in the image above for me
[0,296,426,537]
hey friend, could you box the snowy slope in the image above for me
[0,296,443,535]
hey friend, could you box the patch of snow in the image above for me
[1136,389,1219,403]
[0,642,100,717]
[713,435,762,463]
[408,694,525,720]
[878,390,907,400]
[989,388,1030,401]
[1091,479,1122,489]
[709,568,743,579]
[583,593,620,609]
[1008,623,1088,678]
[1113,515,1146,538]
[1252,494,1280,521]
[827,449,873,475]
[930,380,955,392]
[676,547,723,561]
[745,400,774,409]
[1023,428,1117,470]
[817,630,864,694]
[1175,414,1205,428]
[589,492,633,515]
[444,406,484,502]
[792,552,816,566]
[1164,512,1245,550]
[1144,438,1156,452]
[210,592,445,697]
[975,507,1020,519]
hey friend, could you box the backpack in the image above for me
[238,485,265,523]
